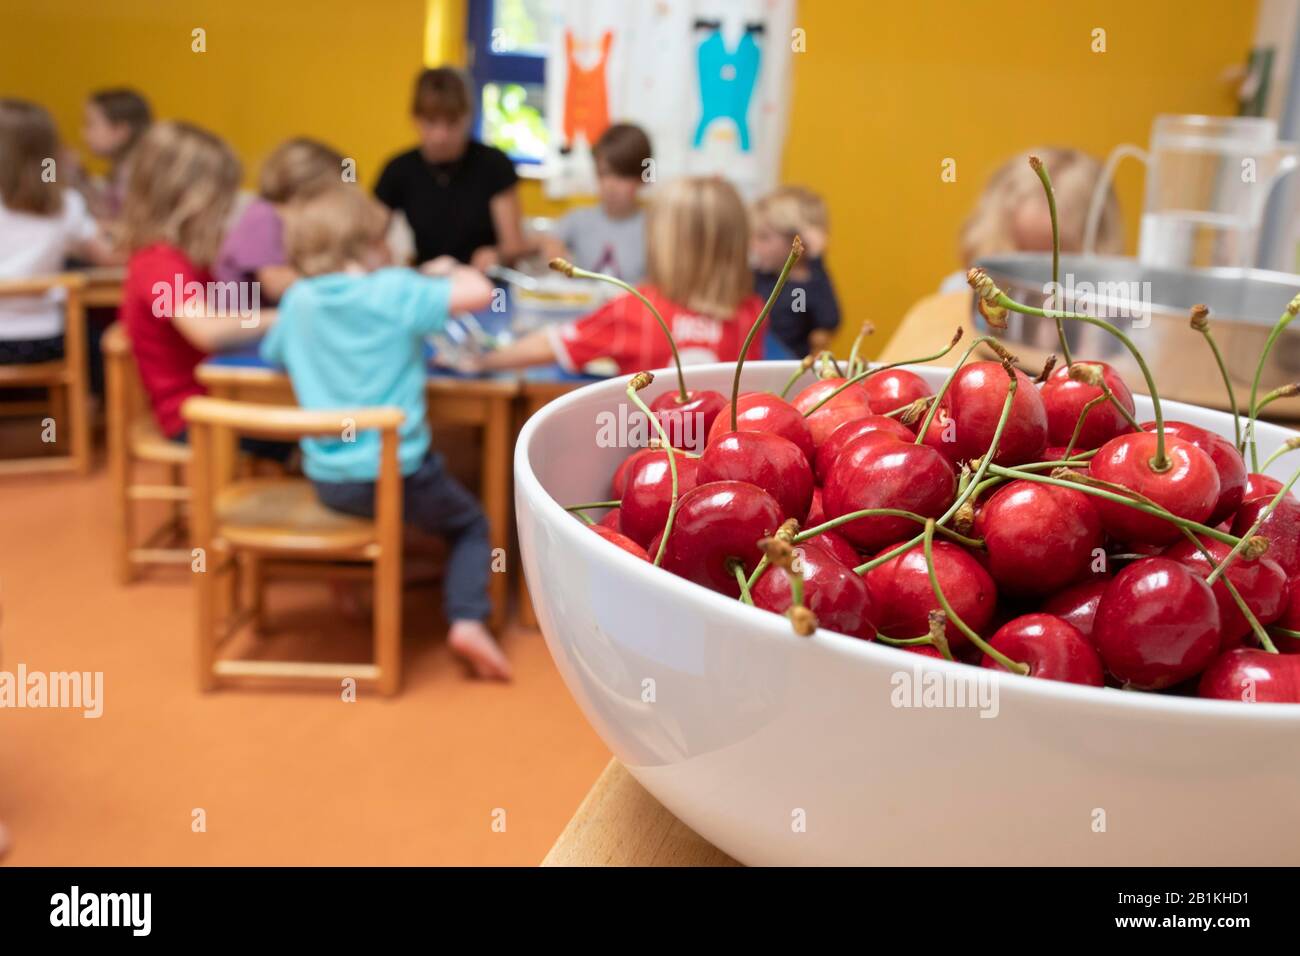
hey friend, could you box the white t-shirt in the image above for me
[0,190,98,340]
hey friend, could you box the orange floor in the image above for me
[0,464,610,866]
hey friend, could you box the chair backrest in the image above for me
[0,273,87,370]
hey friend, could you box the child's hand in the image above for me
[420,255,458,277]
[432,350,485,376]
[469,246,500,273]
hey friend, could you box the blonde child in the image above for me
[214,137,345,302]
[751,185,839,358]
[259,185,508,680]
[478,176,762,374]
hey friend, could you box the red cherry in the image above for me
[804,528,860,569]
[974,479,1103,597]
[861,368,931,415]
[589,523,650,560]
[1269,579,1300,653]
[1231,496,1300,577]
[1040,361,1135,450]
[1164,535,1287,649]
[697,430,813,523]
[814,414,915,483]
[619,452,700,547]
[904,644,944,658]
[823,433,956,551]
[980,613,1104,685]
[806,486,826,527]
[654,481,784,597]
[1244,472,1296,504]
[649,388,727,452]
[1198,648,1300,703]
[1040,578,1109,639]
[707,392,815,464]
[923,362,1047,466]
[1088,432,1220,545]
[1092,557,1221,689]
[865,539,997,649]
[1142,420,1246,525]
[598,508,623,532]
[791,378,874,448]
[752,541,877,640]
[611,448,655,499]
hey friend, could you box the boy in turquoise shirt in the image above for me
[261,184,509,680]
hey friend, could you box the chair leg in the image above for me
[374,550,402,697]
[196,550,218,692]
[113,459,135,586]
[48,385,68,460]
[242,552,265,636]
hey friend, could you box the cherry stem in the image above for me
[553,261,689,403]
[1254,384,1299,420]
[1191,313,1241,449]
[729,559,753,606]
[1029,155,1071,367]
[1177,527,1276,653]
[1204,464,1300,595]
[565,499,620,513]
[779,354,817,399]
[572,510,595,526]
[922,519,1029,675]
[911,333,1003,445]
[883,395,936,420]
[1261,439,1300,472]
[802,328,964,419]
[626,379,678,566]
[732,236,803,431]
[1062,394,1107,460]
[875,629,955,662]
[1247,296,1300,471]
[994,292,1169,472]
[818,350,845,378]
[853,534,921,575]
[795,509,984,549]
[847,321,873,377]
[931,365,1018,525]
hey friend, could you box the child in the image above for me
[259,184,509,680]
[751,185,840,359]
[541,123,652,283]
[77,88,152,223]
[214,137,345,303]
[119,121,269,442]
[0,98,113,365]
[478,176,762,375]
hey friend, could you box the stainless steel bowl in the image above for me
[971,254,1300,418]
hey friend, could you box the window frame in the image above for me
[466,0,548,166]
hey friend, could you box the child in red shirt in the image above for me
[478,176,763,375]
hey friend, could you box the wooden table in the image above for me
[196,362,520,632]
[81,266,126,308]
[542,760,740,866]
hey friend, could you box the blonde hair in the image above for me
[258,138,344,204]
[121,121,241,265]
[960,147,1123,265]
[0,98,63,216]
[283,183,388,276]
[752,185,829,256]
[646,177,751,319]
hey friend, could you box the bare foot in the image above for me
[448,620,512,681]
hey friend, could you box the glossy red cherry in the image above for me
[1039,578,1109,640]
[865,539,997,649]
[649,388,727,452]
[1231,496,1300,577]
[806,486,826,527]
[861,368,931,415]
[791,378,875,448]
[923,362,1047,466]
[814,414,915,482]
[610,448,655,499]
[707,392,815,464]
[803,528,860,569]
[1040,361,1135,450]
[1198,648,1300,703]
[1164,535,1287,649]
[974,479,1103,596]
[598,507,623,532]
[1269,579,1300,653]
[1243,472,1296,504]
[1092,557,1221,689]
[1088,432,1220,545]
[654,481,783,597]
[980,613,1104,686]
[697,430,813,524]
[1142,420,1246,525]
[823,433,956,551]
[589,523,650,560]
[904,644,944,658]
[752,541,877,640]
[619,452,700,547]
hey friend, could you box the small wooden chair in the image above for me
[182,396,406,696]
[103,322,193,583]
[0,274,90,475]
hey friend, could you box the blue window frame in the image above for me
[466,0,550,165]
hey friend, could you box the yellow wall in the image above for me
[2,0,1256,356]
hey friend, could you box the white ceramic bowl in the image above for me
[515,362,1300,865]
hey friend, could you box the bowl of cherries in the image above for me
[515,161,1300,866]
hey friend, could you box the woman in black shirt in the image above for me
[375,68,527,270]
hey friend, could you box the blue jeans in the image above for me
[313,451,492,623]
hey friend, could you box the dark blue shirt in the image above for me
[753,256,841,358]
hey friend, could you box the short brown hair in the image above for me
[89,88,152,160]
[121,121,241,265]
[0,98,62,216]
[283,183,389,276]
[647,177,751,319]
[411,68,472,122]
[258,138,345,203]
[593,123,652,179]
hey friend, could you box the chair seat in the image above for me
[215,479,377,554]
[130,417,191,464]
[0,360,65,386]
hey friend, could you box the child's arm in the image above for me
[254,264,300,303]
[446,264,494,313]
[173,304,277,353]
[476,327,559,371]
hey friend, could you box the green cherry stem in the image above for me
[1204,464,1300,590]
[626,373,678,566]
[779,354,817,399]
[730,559,754,605]
[1029,154,1072,367]
[1176,525,1276,652]
[794,509,984,549]
[731,236,803,431]
[1062,394,1107,460]
[565,499,621,513]
[911,333,1010,445]
[1246,295,1300,471]
[1261,438,1300,472]
[800,328,964,418]
[1189,305,1241,450]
